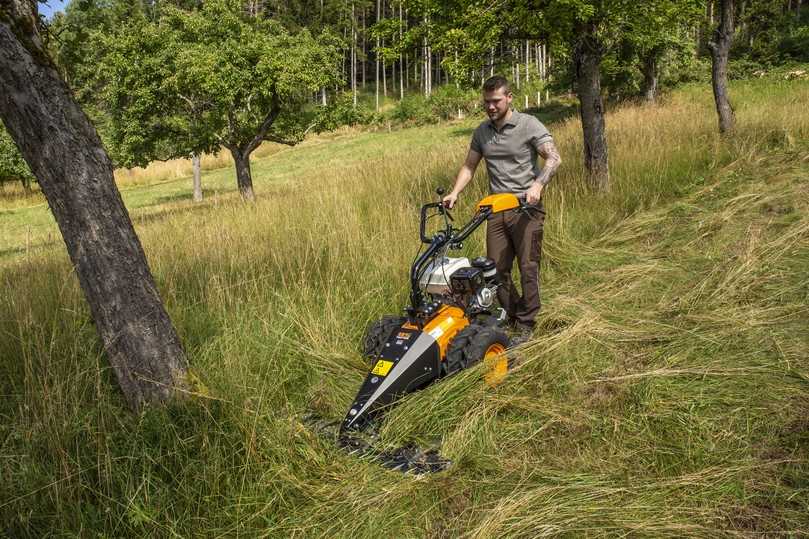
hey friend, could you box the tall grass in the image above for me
[1,79,808,536]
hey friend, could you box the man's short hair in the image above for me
[482,75,511,94]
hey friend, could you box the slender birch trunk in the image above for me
[192,153,202,202]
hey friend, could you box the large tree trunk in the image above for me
[0,2,190,411]
[573,32,610,190]
[192,153,202,202]
[229,147,255,201]
[709,0,735,134]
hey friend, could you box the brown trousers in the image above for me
[486,205,545,327]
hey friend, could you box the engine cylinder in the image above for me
[472,256,497,281]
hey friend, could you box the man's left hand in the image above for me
[525,182,543,205]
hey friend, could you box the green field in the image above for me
[1,79,808,536]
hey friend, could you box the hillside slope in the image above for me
[1,80,808,536]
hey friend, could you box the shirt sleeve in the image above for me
[470,126,483,154]
[527,117,553,150]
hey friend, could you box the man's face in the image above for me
[483,87,512,122]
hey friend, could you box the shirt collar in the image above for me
[490,109,518,130]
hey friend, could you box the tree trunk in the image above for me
[399,3,404,99]
[525,40,530,83]
[641,49,661,103]
[229,147,255,201]
[708,0,735,134]
[423,14,431,98]
[574,32,610,190]
[192,153,202,202]
[361,7,366,89]
[382,41,387,97]
[351,2,357,108]
[375,0,380,111]
[0,2,190,411]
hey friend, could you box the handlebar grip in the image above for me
[420,201,442,243]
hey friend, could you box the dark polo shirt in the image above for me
[470,110,553,195]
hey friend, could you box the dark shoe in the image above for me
[508,322,534,346]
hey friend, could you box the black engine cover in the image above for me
[450,266,484,294]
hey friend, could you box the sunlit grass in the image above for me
[1,79,808,536]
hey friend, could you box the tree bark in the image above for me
[708,0,735,134]
[399,2,404,99]
[641,48,661,103]
[0,1,190,411]
[573,31,610,190]
[351,2,357,107]
[525,40,530,83]
[382,40,387,97]
[228,147,255,202]
[375,0,380,111]
[192,153,202,202]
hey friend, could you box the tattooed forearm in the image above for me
[535,140,562,186]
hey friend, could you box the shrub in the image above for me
[390,87,479,125]
[0,126,34,190]
[779,26,809,62]
[428,86,479,120]
[311,92,381,132]
[390,94,436,125]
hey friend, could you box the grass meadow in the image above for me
[1,78,808,536]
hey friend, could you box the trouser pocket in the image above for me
[530,226,543,262]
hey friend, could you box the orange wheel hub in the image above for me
[483,343,508,387]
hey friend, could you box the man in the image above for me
[443,75,561,343]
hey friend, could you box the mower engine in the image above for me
[418,255,498,313]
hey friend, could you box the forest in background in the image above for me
[2,0,808,196]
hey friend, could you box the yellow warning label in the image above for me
[371,359,394,376]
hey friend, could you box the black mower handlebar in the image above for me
[419,202,445,244]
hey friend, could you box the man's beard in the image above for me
[488,108,506,121]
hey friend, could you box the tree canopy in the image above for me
[76,0,341,199]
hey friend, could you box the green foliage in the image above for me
[389,86,478,125]
[312,93,381,132]
[429,86,478,118]
[731,0,809,65]
[661,52,711,86]
[83,0,341,168]
[0,126,34,189]
[778,26,809,62]
[390,94,436,124]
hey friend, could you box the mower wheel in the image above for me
[444,324,510,381]
[362,315,407,362]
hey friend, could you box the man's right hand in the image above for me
[442,193,459,209]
